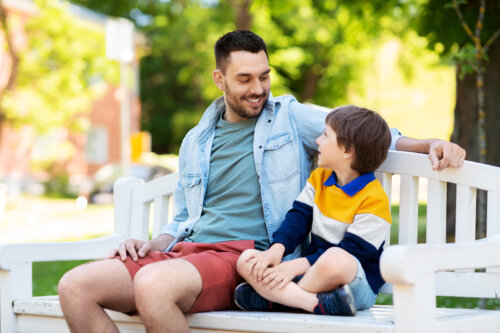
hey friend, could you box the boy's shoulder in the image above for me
[308,167,332,185]
[357,179,392,223]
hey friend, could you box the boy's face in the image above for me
[212,50,271,122]
[315,124,352,170]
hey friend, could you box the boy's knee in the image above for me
[236,249,258,275]
[317,248,356,280]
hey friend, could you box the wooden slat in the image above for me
[376,172,393,248]
[153,196,170,239]
[426,179,447,244]
[378,151,500,193]
[486,192,500,273]
[399,175,419,245]
[129,200,150,241]
[455,184,476,243]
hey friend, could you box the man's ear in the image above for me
[213,69,225,90]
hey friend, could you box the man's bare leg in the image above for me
[58,259,136,333]
[134,259,202,333]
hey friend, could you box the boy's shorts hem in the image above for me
[348,258,378,311]
[117,240,254,314]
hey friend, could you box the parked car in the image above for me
[88,163,172,204]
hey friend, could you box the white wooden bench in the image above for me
[1,150,500,333]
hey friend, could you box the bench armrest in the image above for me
[0,234,127,270]
[381,234,500,284]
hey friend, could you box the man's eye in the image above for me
[260,75,269,80]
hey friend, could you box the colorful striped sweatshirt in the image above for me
[271,168,392,293]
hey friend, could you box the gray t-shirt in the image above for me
[185,113,269,250]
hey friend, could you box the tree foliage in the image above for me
[1,0,118,135]
[70,0,407,154]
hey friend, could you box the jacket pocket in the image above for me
[180,174,202,215]
[263,132,299,183]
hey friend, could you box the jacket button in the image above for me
[259,145,262,149]
[185,228,189,232]
[267,119,271,123]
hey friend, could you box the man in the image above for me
[58,30,465,333]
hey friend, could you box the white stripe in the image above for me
[348,213,391,248]
[296,182,315,207]
[311,207,349,244]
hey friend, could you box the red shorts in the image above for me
[118,240,254,314]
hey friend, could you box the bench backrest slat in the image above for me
[399,175,419,245]
[426,179,447,244]
[455,184,477,243]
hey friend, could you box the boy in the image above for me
[235,105,392,316]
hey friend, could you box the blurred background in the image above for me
[0,0,499,243]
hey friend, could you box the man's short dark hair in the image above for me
[215,30,268,73]
[326,105,391,174]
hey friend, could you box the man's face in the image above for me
[213,50,271,122]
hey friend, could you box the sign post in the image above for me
[105,18,135,176]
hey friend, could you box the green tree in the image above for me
[70,0,406,153]
[1,0,117,137]
[416,0,500,238]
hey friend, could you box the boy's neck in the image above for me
[333,167,360,187]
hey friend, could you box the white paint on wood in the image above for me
[399,175,419,245]
[426,179,447,244]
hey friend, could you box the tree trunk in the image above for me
[232,0,252,31]
[446,38,500,239]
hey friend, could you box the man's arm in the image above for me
[396,137,466,171]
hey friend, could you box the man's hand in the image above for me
[244,244,285,282]
[108,233,174,262]
[428,140,466,171]
[396,137,466,171]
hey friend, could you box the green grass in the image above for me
[33,260,89,296]
[31,205,499,310]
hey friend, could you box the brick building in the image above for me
[0,0,144,193]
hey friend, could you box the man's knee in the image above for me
[59,265,87,300]
[134,259,201,307]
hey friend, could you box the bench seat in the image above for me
[13,296,500,333]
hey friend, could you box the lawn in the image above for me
[31,205,500,310]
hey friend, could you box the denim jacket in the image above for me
[162,94,401,253]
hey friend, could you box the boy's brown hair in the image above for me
[326,105,391,174]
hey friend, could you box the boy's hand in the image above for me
[245,244,285,282]
[261,261,297,290]
[261,257,310,290]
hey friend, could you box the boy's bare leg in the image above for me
[297,247,357,293]
[134,259,202,333]
[58,259,136,333]
[237,247,357,312]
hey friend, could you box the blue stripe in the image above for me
[323,171,376,197]
[271,201,313,256]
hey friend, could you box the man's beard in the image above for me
[225,85,268,120]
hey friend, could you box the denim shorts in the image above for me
[348,258,377,311]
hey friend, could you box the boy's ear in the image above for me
[213,69,225,90]
[343,146,354,160]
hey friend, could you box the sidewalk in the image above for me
[0,195,114,243]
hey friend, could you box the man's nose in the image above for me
[249,79,264,95]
